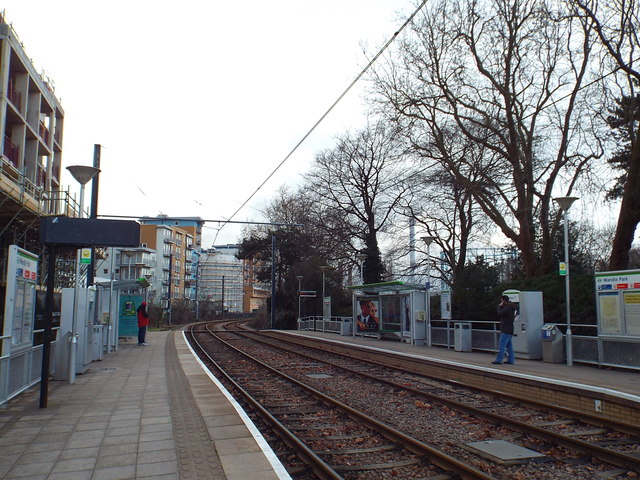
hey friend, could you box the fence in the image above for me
[297,318,639,370]
[298,316,352,335]
[0,327,59,406]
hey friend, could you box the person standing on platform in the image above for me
[137,301,149,346]
[493,295,516,365]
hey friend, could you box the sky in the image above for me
[2,0,416,247]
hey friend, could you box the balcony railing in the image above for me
[37,166,46,189]
[39,122,50,145]
[8,78,21,111]
[3,136,20,167]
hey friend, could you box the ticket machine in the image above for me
[502,290,544,359]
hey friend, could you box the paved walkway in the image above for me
[0,331,288,480]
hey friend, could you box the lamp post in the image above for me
[356,253,367,284]
[421,236,436,347]
[554,196,579,366]
[66,165,100,385]
[296,275,303,322]
[319,265,331,331]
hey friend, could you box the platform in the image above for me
[1,327,639,480]
[0,330,290,480]
[291,329,640,402]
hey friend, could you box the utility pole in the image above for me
[221,275,225,320]
[271,234,276,329]
[167,253,173,326]
[87,144,101,286]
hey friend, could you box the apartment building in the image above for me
[138,217,203,309]
[0,13,73,282]
[94,247,156,287]
[198,244,269,314]
[242,259,270,313]
[199,245,244,313]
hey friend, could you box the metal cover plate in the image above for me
[465,440,546,465]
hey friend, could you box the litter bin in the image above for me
[454,322,472,352]
[541,324,564,363]
[341,320,352,336]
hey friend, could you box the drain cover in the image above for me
[465,440,546,465]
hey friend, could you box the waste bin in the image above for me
[341,320,352,336]
[454,322,472,352]
[541,324,564,363]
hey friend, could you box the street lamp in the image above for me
[319,265,331,330]
[296,275,303,322]
[356,253,367,284]
[66,165,100,385]
[421,236,436,347]
[554,196,579,366]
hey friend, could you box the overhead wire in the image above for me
[211,0,429,244]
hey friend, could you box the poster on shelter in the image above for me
[355,298,379,332]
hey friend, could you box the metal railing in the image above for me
[298,316,352,335]
[0,328,59,407]
[297,317,640,370]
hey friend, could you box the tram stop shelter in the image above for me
[348,281,429,345]
[94,278,150,350]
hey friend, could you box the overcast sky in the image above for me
[3,0,415,246]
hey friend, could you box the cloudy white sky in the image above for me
[3,1,415,246]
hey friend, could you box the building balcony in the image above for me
[8,78,21,111]
[3,136,20,167]
[39,122,50,145]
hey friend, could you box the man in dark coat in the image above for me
[492,295,516,365]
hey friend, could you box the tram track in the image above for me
[189,323,496,479]
[189,322,640,479]
[239,329,640,470]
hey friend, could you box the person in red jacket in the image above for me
[137,302,149,346]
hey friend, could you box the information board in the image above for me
[595,270,640,337]
[2,246,38,354]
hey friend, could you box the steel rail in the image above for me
[196,324,497,480]
[265,331,640,433]
[187,325,341,480]
[243,330,640,472]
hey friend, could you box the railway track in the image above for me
[246,330,640,466]
[189,323,496,479]
[189,322,640,479]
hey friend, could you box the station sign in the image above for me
[558,262,567,276]
[80,248,92,264]
[595,271,640,291]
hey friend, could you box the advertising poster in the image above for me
[355,297,379,332]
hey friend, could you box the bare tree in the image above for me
[304,122,413,283]
[371,0,603,277]
[570,0,640,269]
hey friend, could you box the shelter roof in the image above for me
[94,278,150,290]
[348,280,426,295]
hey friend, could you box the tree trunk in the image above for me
[609,124,640,270]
